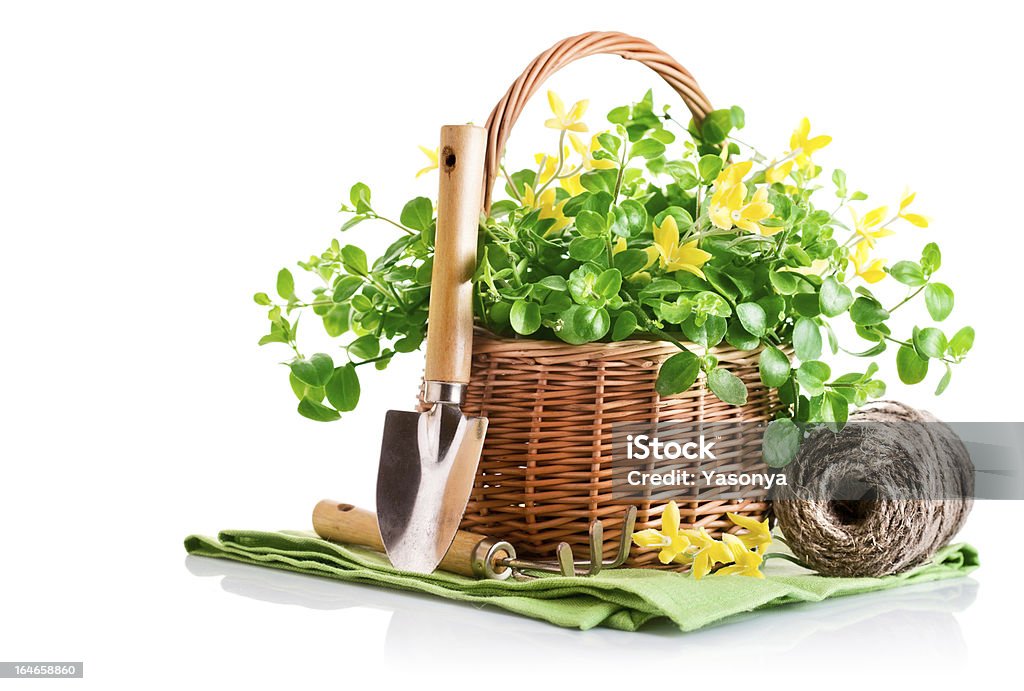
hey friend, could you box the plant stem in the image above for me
[371,213,414,236]
[888,283,926,312]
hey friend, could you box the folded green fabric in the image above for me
[184,530,978,632]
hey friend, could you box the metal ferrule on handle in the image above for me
[422,380,466,406]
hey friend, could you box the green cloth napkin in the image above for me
[184,530,978,632]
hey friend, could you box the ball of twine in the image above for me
[772,401,973,577]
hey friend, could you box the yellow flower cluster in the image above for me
[632,501,772,579]
[848,189,930,284]
[709,161,776,235]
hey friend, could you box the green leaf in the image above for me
[682,314,726,348]
[758,295,786,326]
[348,334,380,360]
[610,201,648,238]
[889,261,926,287]
[924,283,954,321]
[821,391,850,429]
[819,276,853,317]
[607,106,630,124]
[656,297,693,325]
[700,109,733,144]
[289,372,308,400]
[254,292,272,306]
[850,297,890,326]
[694,291,731,318]
[538,275,568,292]
[796,360,831,397]
[298,396,341,422]
[793,318,822,361]
[510,300,541,335]
[631,138,665,159]
[832,169,848,198]
[948,326,975,358]
[768,270,799,295]
[613,249,648,276]
[580,169,618,195]
[793,293,822,318]
[568,236,606,261]
[763,418,801,468]
[612,311,638,340]
[921,242,942,274]
[575,210,607,238]
[399,197,434,231]
[655,350,701,396]
[896,344,930,384]
[759,346,791,388]
[289,353,334,387]
[594,269,622,299]
[276,268,295,300]
[698,155,724,183]
[332,275,364,302]
[340,214,367,232]
[349,182,372,213]
[725,319,760,350]
[557,305,610,344]
[736,302,767,337]
[340,245,368,275]
[325,364,360,412]
[936,364,952,395]
[913,327,948,359]
[708,367,748,405]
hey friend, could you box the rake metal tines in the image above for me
[499,506,638,579]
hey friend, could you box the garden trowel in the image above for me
[375,124,488,574]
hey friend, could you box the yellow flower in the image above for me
[726,512,773,555]
[789,118,831,170]
[709,182,744,230]
[569,133,616,170]
[680,527,733,580]
[612,237,628,255]
[415,145,438,178]
[713,160,753,188]
[544,90,589,132]
[786,259,830,277]
[898,188,929,228]
[520,186,570,234]
[648,215,712,278]
[765,159,794,184]
[709,164,776,234]
[851,241,887,283]
[631,501,692,564]
[850,206,895,247]
[710,161,773,233]
[560,173,585,196]
[733,188,777,235]
[534,147,571,185]
[715,534,766,578]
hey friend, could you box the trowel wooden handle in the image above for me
[423,125,487,385]
[312,499,495,578]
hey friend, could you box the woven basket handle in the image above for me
[483,31,714,212]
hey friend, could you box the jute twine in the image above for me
[773,401,974,577]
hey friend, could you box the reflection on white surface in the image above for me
[185,555,976,666]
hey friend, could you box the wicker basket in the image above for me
[455,32,777,568]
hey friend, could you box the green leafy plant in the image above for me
[255,90,973,466]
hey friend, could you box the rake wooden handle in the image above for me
[312,500,492,578]
[483,31,713,212]
[423,125,487,386]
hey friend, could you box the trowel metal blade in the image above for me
[375,403,487,573]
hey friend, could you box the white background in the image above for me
[2,1,1022,688]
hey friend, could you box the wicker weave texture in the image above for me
[455,333,777,569]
